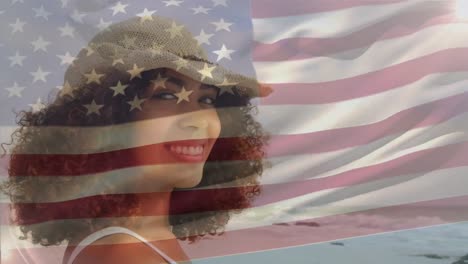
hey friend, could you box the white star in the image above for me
[96,18,112,31]
[11,0,24,5]
[137,8,157,23]
[151,73,168,90]
[109,81,128,96]
[84,45,95,56]
[174,87,193,104]
[58,23,75,37]
[57,52,76,65]
[28,98,46,113]
[31,36,51,52]
[8,51,26,67]
[211,0,228,7]
[172,57,188,71]
[30,66,51,83]
[197,63,216,81]
[194,29,213,46]
[84,69,105,84]
[192,6,211,14]
[211,18,232,32]
[83,100,104,115]
[59,0,69,8]
[33,5,51,20]
[59,81,75,97]
[217,78,237,95]
[165,21,184,39]
[127,64,145,80]
[109,1,128,16]
[5,82,25,97]
[163,0,183,7]
[120,34,137,47]
[213,44,235,61]
[127,95,146,111]
[71,9,86,24]
[9,18,26,34]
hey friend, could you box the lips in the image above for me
[164,139,210,162]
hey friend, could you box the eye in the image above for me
[200,96,217,105]
[153,92,177,100]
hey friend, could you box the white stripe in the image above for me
[2,111,467,203]
[0,72,467,155]
[253,23,468,83]
[252,0,433,43]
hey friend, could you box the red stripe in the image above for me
[3,141,468,225]
[4,195,468,262]
[2,91,468,176]
[259,48,468,105]
[253,10,455,61]
[251,0,407,18]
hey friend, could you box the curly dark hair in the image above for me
[0,66,271,247]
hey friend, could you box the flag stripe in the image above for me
[252,0,446,42]
[251,0,408,18]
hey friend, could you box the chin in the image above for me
[173,166,204,188]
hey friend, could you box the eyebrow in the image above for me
[166,77,219,93]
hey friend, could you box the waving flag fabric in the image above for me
[2,0,468,263]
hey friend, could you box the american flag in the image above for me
[2,0,468,263]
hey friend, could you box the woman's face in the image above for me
[131,68,221,189]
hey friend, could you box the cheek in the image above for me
[210,111,222,138]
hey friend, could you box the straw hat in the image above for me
[61,15,272,100]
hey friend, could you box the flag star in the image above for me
[217,78,238,95]
[31,36,51,52]
[163,0,183,7]
[110,1,128,16]
[58,23,75,37]
[127,95,146,111]
[28,98,46,113]
[213,44,235,61]
[96,18,112,31]
[30,66,51,83]
[5,82,25,97]
[194,29,213,46]
[165,21,184,39]
[84,69,105,84]
[84,45,95,56]
[9,18,26,34]
[71,9,86,23]
[137,8,156,23]
[174,87,193,104]
[151,73,168,90]
[109,81,128,96]
[212,0,228,6]
[127,64,145,80]
[211,18,232,32]
[192,6,211,14]
[112,57,124,66]
[172,57,188,70]
[57,52,76,65]
[59,81,75,97]
[148,43,164,56]
[60,0,69,8]
[33,5,51,20]
[198,63,216,81]
[83,100,104,115]
[8,51,26,67]
[120,34,137,47]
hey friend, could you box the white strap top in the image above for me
[66,226,178,264]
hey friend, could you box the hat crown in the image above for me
[90,16,208,61]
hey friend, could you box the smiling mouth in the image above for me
[164,139,209,162]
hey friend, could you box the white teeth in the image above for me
[169,145,204,155]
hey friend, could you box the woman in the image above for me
[1,16,272,263]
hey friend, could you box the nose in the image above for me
[177,110,210,137]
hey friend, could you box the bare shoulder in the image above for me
[71,233,169,264]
